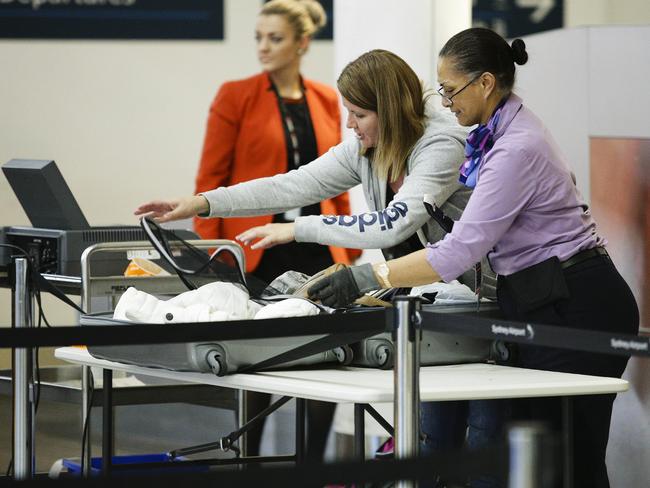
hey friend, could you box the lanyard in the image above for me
[270,81,314,169]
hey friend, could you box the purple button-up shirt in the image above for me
[426,93,604,280]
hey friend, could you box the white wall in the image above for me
[566,0,650,27]
[334,0,470,89]
[587,27,649,138]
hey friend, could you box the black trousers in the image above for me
[497,255,639,488]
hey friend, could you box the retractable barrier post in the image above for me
[393,296,421,488]
[11,257,33,479]
[508,423,547,488]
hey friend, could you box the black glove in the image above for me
[308,264,380,308]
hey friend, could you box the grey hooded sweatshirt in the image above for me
[202,109,470,254]
[201,108,498,296]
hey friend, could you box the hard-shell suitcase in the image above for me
[82,312,351,376]
[82,223,355,376]
[349,303,498,369]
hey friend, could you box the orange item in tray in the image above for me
[123,258,170,277]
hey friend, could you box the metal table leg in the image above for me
[562,397,574,488]
[393,296,421,488]
[353,403,367,488]
[354,403,365,462]
[102,369,113,476]
[295,398,306,464]
[80,255,93,476]
[81,365,92,476]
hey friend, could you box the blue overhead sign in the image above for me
[0,0,224,40]
[473,0,563,38]
[313,0,332,40]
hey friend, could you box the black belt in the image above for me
[561,246,609,270]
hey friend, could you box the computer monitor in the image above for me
[2,159,90,230]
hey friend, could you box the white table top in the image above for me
[55,347,628,404]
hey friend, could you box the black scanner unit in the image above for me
[3,159,90,231]
[1,159,197,276]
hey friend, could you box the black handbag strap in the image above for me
[423,198,455,233]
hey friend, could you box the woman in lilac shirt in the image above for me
[310,28,639,488]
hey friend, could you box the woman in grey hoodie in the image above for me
[136,49,475,278]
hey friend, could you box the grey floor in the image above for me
[0,396,239,474]
[0,393,341,476]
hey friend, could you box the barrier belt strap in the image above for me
[30,268,86,315]
[420,311,650,357]
[237,328,380,374]
[0,310,388,349]
[0,446,508,487]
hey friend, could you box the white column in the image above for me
[334,0,471,92]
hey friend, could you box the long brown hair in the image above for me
[337,49,428,182]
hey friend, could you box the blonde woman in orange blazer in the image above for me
[194,2,358,282]
[193,0,357,461]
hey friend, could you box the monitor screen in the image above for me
[2,159,90,230]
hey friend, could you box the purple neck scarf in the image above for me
[459,99,507,188]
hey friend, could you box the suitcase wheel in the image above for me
[490,341,511,362]
[205,349,228,376]
[375,344,393,369]
[333,345,354,366]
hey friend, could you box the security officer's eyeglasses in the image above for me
[437,74,481,106]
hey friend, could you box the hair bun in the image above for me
[298,0,327,31]
[511,38,528,65]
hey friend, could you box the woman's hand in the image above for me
[236,223,296,250]
[134,195,209,223]
[307,263,380,308]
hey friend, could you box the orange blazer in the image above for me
[194,72,360,272]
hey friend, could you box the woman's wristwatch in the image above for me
[196,195,211,217]
[373,262,393,289]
